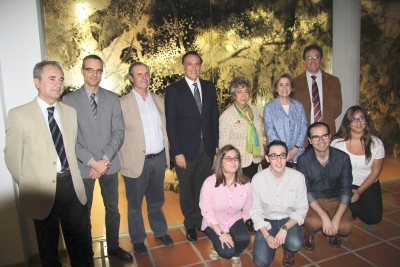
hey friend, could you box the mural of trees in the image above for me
[43,0,333,114]
[360,1,400,148]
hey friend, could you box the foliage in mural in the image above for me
[360,1,400,147]
[43,0,333,114]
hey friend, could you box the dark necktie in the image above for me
[311,76,322,122]
[90,93,97,119]
[47,107,69,171]
[193,83,202,114]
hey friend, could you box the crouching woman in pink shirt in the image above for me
[199,144,253,267]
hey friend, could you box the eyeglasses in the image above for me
[222,156,240,162]
[310,133,330,141]
[83,68,103,74]
[267,153,287,160]
[350,116,366,124]
[306,55,320,61]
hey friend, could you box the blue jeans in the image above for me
[253,217,303,267]
[205,219,250,259]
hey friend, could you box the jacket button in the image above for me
[52,180,55,183]
[53,162,56,165]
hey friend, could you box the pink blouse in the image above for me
[199,174,253,233]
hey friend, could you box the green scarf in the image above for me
[234,101,261,158]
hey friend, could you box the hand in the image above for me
[322,216,337,236]
[287,148,298,162]
[265,235,278,249]
[175,154,187,169]
[331,216,341,233]
[274,229,287,247]
[89,168,101,179]
[219,233,234,249]
[89,159,111,175]
[351,189,360,203]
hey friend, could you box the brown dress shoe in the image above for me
[329,234,341,249]
[282,249,295,267]
[303,234,315,252]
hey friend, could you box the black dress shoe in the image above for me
[186,228,197,241]
[156,234,174,246]
[107,247,133,261]
[133,242,148,255]
[245,219,255,232]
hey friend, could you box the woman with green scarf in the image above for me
[219,77,264,180]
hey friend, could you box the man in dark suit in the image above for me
[293,44,342,140]
[5,61,93,266]
[63,55,132,261]
[165,51,219,241]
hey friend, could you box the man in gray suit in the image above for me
[63,55,131,261]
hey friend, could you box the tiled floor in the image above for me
[37,179,400,267]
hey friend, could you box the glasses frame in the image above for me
[306,55,320,61]
[310,133,330,142]
[350,116,366,124]
[267,153,287,160]
[222,156,240,163]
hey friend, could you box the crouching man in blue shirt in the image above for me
[297,122,353,252]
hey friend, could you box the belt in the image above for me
[145,149,164,159]
[57,170,71,178]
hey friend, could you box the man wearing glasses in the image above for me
[293,44,342,143]
[63,55,132,261]
[297,122,353,252]
[250,140,308,267]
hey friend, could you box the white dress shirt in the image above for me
[132,89,164,155]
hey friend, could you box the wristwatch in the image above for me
[281,225,288,231]
[218,231,225,237]
[294,145,301,149]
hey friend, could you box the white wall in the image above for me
[0,0,45,265]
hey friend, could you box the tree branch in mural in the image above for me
[44,0,333,114]
[360,2,400,147]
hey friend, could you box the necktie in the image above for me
[193,83,202,114]
[311,76,322,122]
[47,107,69,171]
[90,93,97,119]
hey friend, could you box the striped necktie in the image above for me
[193,83,202,114]
[311,76,322,122]
[47,107,69,171]
[90,93,97,119]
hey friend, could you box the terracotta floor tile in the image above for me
[192,237,214,261]
[356,242,400,267]
[381,187,393,195]
[383,193,400,207]
[133,253,152,267]
[389,237,400,248]
[383,201,400,214]
[151,242,202,267]
[340,226,381,250]
[370,219,400,240]
[384,210,400,225]
[146,228,186,248]
[298,233,348,262]
[318,252,374,267]
[118,237,134,252]
[382,181,400,192]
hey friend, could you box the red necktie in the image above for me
[311,76,322,122]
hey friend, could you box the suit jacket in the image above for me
[293,70,342,135]
[62,86,125,178]
[4,99,86,220]
[118,91,170,178]
[263,97,308,162]
[165,78,219,161]
[219,104,264,167]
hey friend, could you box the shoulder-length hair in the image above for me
[211,145,249,187]
[332,105,374,163]
[272,73,295,98]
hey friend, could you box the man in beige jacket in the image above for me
[119,62,173,255]
[4,61,93,267]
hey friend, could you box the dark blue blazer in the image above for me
[165,78,219,161]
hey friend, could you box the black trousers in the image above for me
[242,161,259,180]
[33,174,93,267]
[175,140,213,229]
[350,181,383,225]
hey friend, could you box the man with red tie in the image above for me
[293,44,342,144]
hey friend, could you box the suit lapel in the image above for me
[181,79,201,116]
[57,103,70,149]
[96,88,105,127]
[78,87,97,126]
